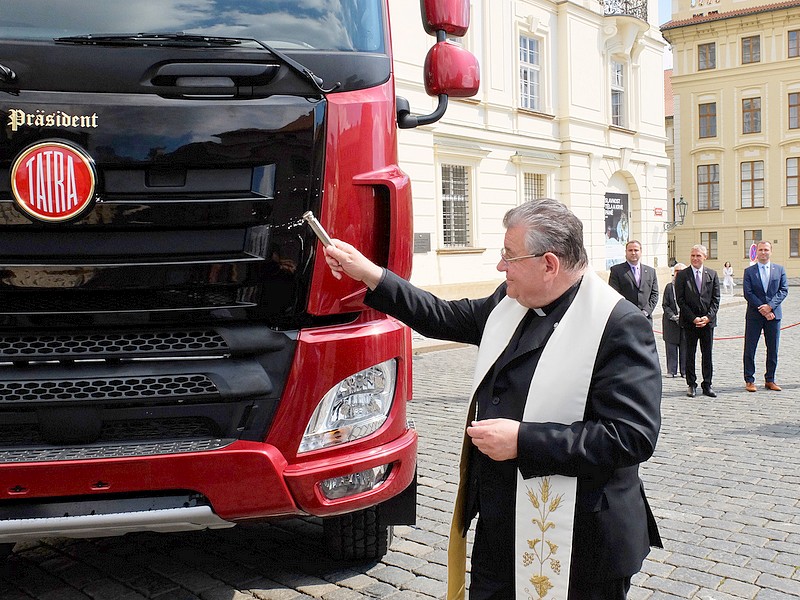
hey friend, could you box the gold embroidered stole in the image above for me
[447,271,620,600]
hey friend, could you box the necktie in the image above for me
[695,269,702,292]
[761,264,769,292]
[632,265,640,286]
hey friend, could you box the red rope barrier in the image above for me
[653,320,800,341]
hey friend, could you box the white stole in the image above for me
[456,270,620,599]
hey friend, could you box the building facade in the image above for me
[662,0,800,276]
[390,0,669,296]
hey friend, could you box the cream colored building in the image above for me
[662,0,800,277]
[389,0,670,296]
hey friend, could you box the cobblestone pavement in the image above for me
[1,292,798,599]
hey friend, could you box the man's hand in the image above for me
[766,311,776,321]
[758,304,772,317]
[466,418,520,461]
[693,316,709,328]
[323,240,384,289]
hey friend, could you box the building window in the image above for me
[697,164,720,210]
[699,102,716,138]
[744,230,762,258]
[698,43,716,70]
[523,173,546,202]
[791,229,800,257]
[790,93,800,129]
[700,232,718,259]
[742,36,760,64]
[789,158,799,206]
[441,164,471,247]
[520,35,541,111]
[789,30,799,58]
[611,61,625,127]
[741,161,765,208]
[742,98,761,134]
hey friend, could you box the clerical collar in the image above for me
[532,279,582,317]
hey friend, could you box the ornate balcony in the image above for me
[604,0,648,22]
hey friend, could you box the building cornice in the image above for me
[661,0,800,33]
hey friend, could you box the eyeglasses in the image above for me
[500,248,549,267]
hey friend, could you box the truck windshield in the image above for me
[0,0,385,52]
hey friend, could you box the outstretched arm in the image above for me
[323,239,384,289]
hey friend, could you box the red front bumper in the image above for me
[0,428,416,522]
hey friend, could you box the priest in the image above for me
[324,198,662,600]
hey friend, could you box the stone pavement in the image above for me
[0,292,798,599]
[410,289,800,599]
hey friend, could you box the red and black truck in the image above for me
[0,0,478,559]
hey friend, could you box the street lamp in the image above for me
[664,196,687,231]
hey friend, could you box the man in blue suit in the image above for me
[742,241,789,392]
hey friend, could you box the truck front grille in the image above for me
[0,375,218,404]
[0,438,231,463]
[0,330,228,360]
[0,324,293,462]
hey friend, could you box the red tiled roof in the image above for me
[661,0,800,30]
[664,69,673,117]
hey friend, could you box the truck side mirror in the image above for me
[423,41,479,98]
[398,0,480,128]
[421,0,470,37]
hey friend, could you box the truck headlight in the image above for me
[298,359,397,453]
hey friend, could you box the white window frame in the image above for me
[511,151,559,207]
[440,163,474,248]
[787,157,799,206]
[740,160,765,209]
[523,172,546,202]
[519,34,542,112]
[611,60,626,128]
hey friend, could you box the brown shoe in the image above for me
[745,382,757,392]
[765,381,782,391]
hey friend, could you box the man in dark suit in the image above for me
[675,244,720,398]
[608,240,660,320]
[324,199,662,600]
[661,262,686,377]
[742,241,789,392]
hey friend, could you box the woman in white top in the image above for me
[722,261,735,296]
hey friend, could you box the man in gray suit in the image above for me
[608,240,659,321]
[675,244,720,398]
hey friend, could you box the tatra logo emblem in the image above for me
[10,141,97,222]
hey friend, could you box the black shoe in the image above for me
[702,386,717,398]
[687,386,696,397]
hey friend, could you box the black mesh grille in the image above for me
[0,375,218,403]
[0,288,255,314]
[0,330,229,361]
[0,438,232,463]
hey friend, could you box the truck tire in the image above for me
[323,506,393,561]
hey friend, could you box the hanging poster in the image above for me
[605,193,629,270]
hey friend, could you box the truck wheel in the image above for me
[0,544,13,560]
[323,506,393,561]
